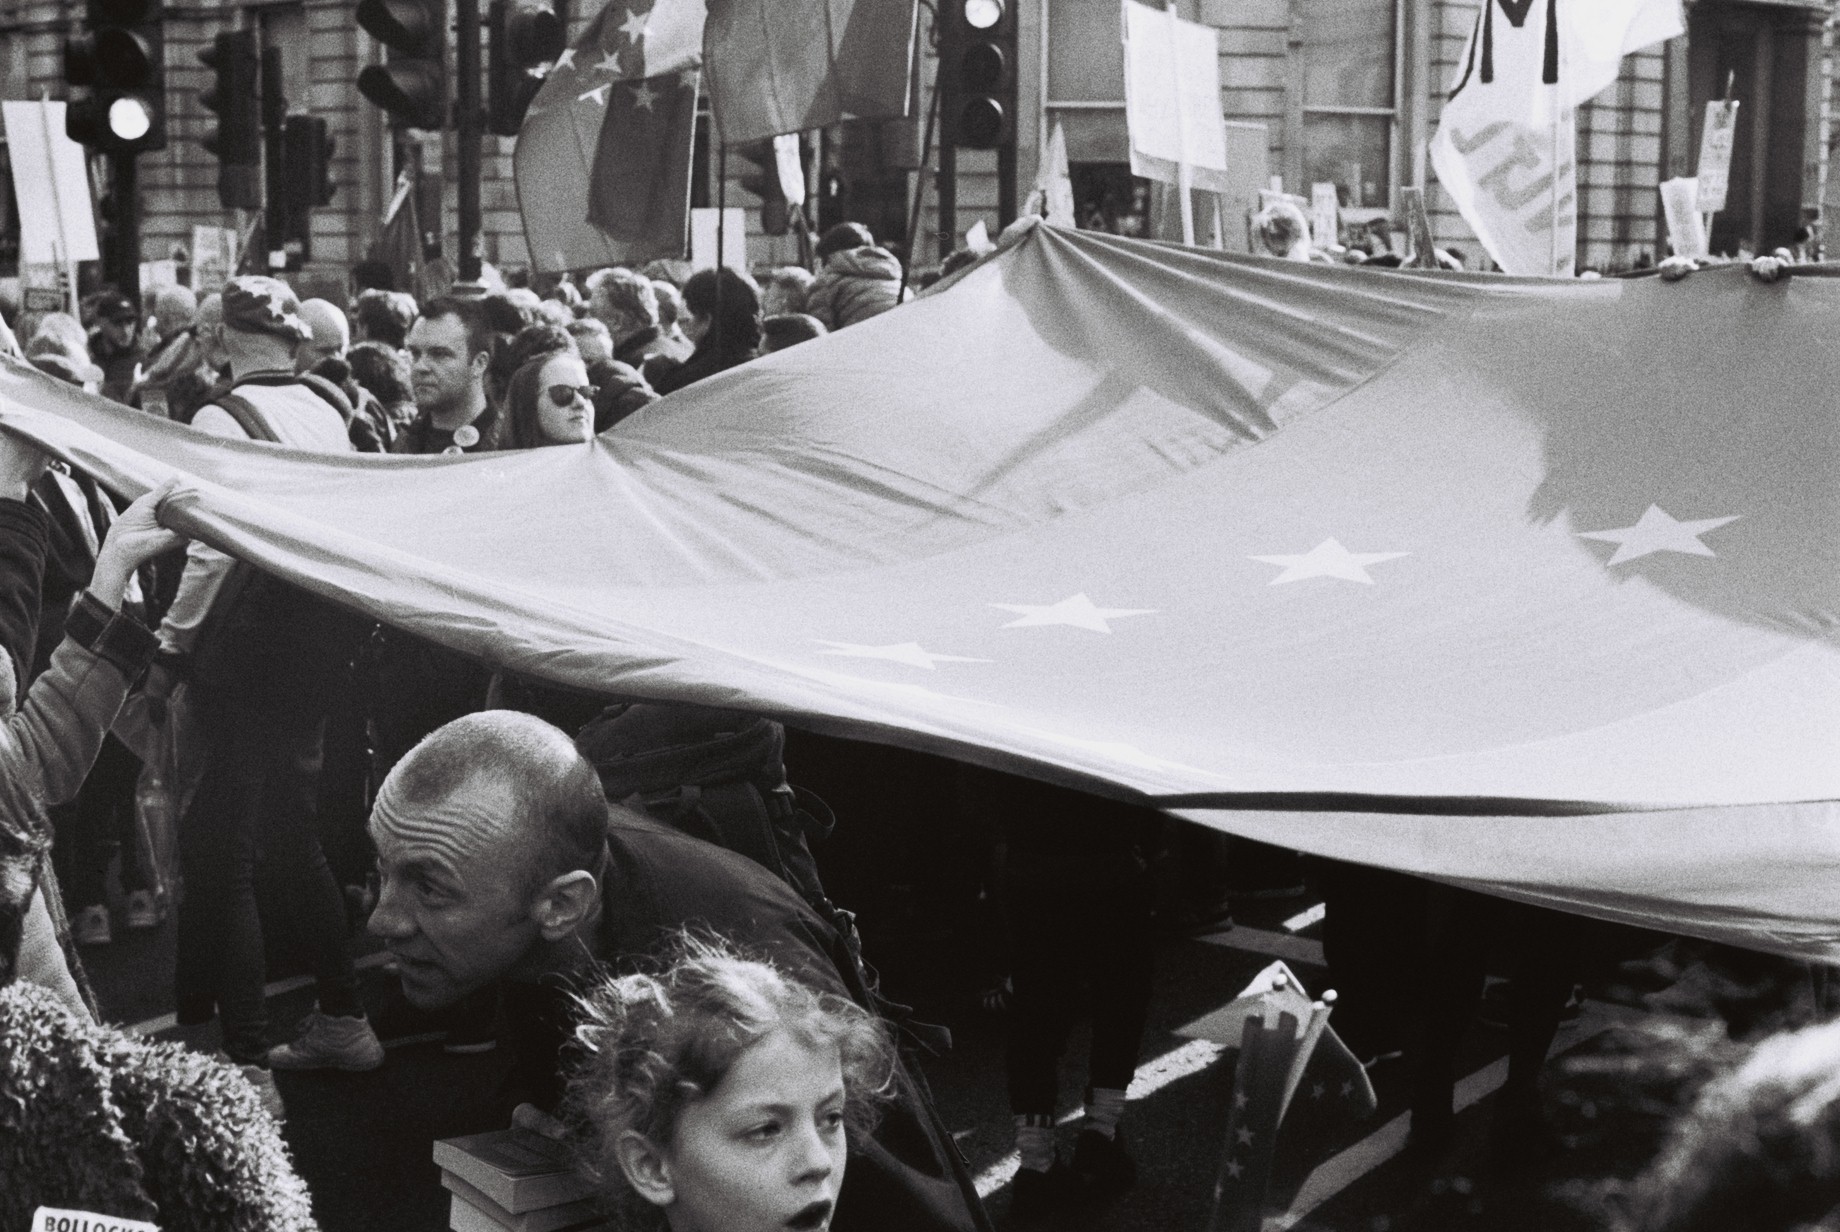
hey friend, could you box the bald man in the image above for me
[368,710,992,1232]
[295,298,351,373]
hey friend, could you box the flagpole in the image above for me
[899,37,943,302]
[1549,0,1561,276]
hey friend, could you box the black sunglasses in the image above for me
[546,383,595,407]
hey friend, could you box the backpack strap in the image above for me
[208,392,282,443]
[296,372,356,422]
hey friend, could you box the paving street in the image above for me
[79,874,1762,1232]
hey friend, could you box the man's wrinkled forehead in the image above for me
[369,773,518,870]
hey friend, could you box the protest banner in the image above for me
[1122,0,1229,245]
[3,100,98,314]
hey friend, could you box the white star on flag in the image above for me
[1235,1127,1255,1145]
[578,83,611,106]
[631,80,659,110]
[815,641,990,671]
[1224,1159,1244,1180]
[1576,504,1740,566]
[1250,538,1409,585]
[992,592,1156,633]
[597,51,622,72]
[551,48,575,72]
[619,7,648,42]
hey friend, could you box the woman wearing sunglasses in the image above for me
[502,350,600,449]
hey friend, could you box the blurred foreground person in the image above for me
[1626,1017,1840,1232]
[150,277,380,1102]
[0,437,181,1019]
[367,711,993,1232]
[572,937,896,1232]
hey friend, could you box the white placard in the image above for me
[689,207,748,270]
[1309,183,1340,250]
[2,101,100,265]
[1121,0,1229,194]
[1695,100,1738,214]
[1660,177,1709,259]
[191,225,239,292]
[31,1207,160,1232]
[141,259,179,290]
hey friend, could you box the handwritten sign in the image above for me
[31,1208,159,1232]
[1694,100,1738,214]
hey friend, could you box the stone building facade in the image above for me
[0,0,1828,291]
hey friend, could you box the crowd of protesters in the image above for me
[0,212,1835,1232]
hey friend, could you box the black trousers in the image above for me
[1003,859,1155,1114]
[174,582,364,1062]
[52,734,146,908]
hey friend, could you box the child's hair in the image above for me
[568,934,896,1221]
[1627,1017,1840,1232]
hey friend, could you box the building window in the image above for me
[1297,0,1398,216]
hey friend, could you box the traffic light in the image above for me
[278,114,335,265]
[734,139,789,235]
[64,0,168,154]
[488,0,566,137]
[197,29,261,208]
[357,0,448,130]
[287,114,336,207]
[941,0,1015,151]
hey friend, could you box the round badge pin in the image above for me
[452,424,480,448]
[441,444,464,456]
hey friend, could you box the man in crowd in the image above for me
[393,296,497,456]
[367,710,992,1232]
[146,277,382,1109]
[296,298,351,373]
[587,269,691,373]
[129,287,199,416]
[87,293,142,404]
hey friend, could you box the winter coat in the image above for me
[0,980,318,1231]
[0,498,157,1017]
[803,245,909,331]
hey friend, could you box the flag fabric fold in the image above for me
[514,0,706,273]
[1430,0,1683,275]
[0,222,1837,958]
[702,0,918,145]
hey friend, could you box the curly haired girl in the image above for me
[569,935,897,1232]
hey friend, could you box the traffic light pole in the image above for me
[455,0,482,282]
[111,153,141,301]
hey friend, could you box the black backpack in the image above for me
[574,702,858,957]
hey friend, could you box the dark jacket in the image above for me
[389,401,502,456]
[503,812,993,1232]
[645,334,759,396]
[612,323,693,373]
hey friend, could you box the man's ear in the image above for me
[530,869,598,940]
[470,347,491,381]
[614,1131,675,1208]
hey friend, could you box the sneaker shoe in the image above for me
[267,1010,386,1072]
[1071,1129,1137,1197]
[72,904,112,946]
[1007,1161,1078,1225]
[123,889,164,931]
[216,1052,287,1124]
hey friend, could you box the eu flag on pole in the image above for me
[514,0,706,273]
